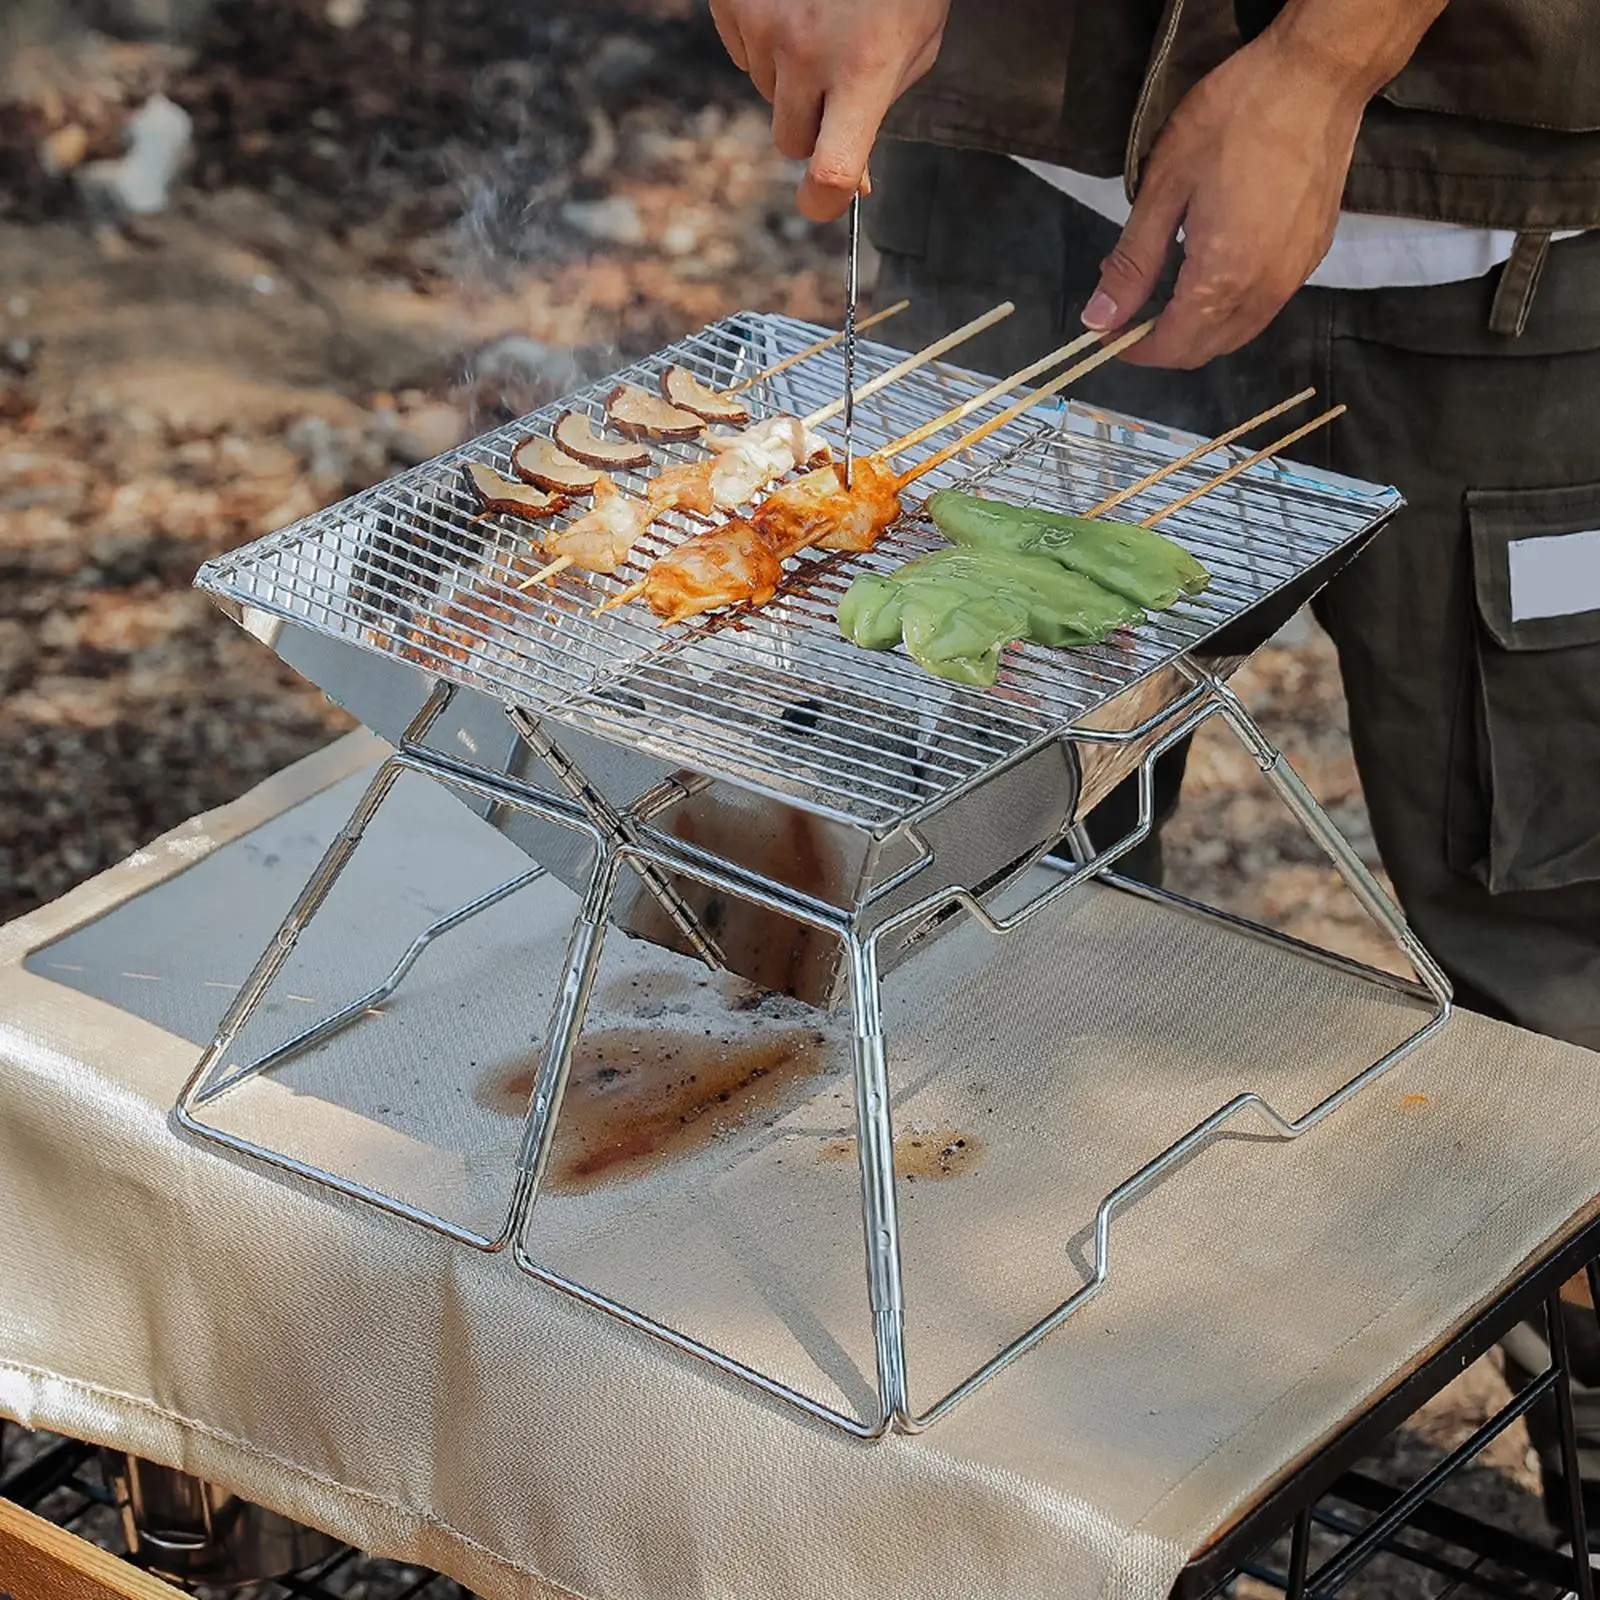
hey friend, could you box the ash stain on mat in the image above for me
[821,1129,986,1183]
[477,1028,831,1192]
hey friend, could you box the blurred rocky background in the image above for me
[0,0,843,917]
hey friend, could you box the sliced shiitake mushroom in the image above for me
[660,366,750,426]
[605,383,705,443]
[553,409,650,470]
[512,434,602,494]
[464,461,566,521]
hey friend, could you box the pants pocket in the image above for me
[1462,483,1600,894]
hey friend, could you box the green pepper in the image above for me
[837,574,908,649]
[892,547,1144,647]
[897,584,1032,686]
[926,488,1211,610]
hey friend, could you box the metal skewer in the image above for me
[841,192,862,490]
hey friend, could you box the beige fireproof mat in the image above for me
[2,732,1598,1600]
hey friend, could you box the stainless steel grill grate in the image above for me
[196,314,1399,834]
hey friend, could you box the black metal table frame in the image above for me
[1175,1216,1600,1599]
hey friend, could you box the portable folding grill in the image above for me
[178,312,1453,1438]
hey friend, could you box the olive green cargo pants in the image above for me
[868,138,1600,1519]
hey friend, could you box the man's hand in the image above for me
[709,0,950,222]
[1084,0,1451,368]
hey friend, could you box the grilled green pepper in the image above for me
[897,584,1032,686]
[837,544,1144,687]
[837,574,909,650]
[839,571,1029,685]
[926,488,1211,610]
[893,548,1144,647]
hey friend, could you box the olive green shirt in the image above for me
[885,0,1600,230]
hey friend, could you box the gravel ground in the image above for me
[0,2,1565,1592]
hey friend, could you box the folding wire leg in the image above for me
[174,732,612,1254]
[193,866,545,1104]
[501,670,1455,1441]
[853,674,1454,1433]
[512,845,906,1439]
[174,666,1457,1441]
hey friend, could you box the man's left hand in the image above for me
[1082,29,1367,369]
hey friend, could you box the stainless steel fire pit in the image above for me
[177,312,1452,1438]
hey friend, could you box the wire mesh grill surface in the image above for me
[196,314,1399,833]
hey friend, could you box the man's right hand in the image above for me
[709,0,950,222]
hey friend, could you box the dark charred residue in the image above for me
[821,1127,986,1184]
[476,1027,832,1193]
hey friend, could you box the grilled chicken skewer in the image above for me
[517,415,829,589]
[602,323,1156,624]
[519,303,1019,590]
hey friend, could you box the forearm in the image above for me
[1269,0,1452,104]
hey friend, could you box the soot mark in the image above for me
[477,1027,831,1193]
[821,1127,986,1184]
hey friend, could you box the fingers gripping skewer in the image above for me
[1082,388,1318,520]
[803,302,1017,427]
[1142,406,1347,528]
[725,299,911,395]
[894,321,1155,491]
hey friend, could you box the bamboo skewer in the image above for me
[894,321,1154,491]
[524,304,1016,597]
[590,322,1148,618]
[593,583,645,614]
[1082,387,1317,520]
[803,302,1016,427]
[874,330,1104,462]
[1142,406,1346,528]
[518,553,574,589]
[591,394,1345,619]
[726,299,911,393]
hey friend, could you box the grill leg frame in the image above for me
[856,674,1454,1433]
[173,667,1455,1442]
[191,866,546,1105]
[174,689,619,1257]
[509,842,913,1440]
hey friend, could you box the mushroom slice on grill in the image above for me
[605,383,705,443]
[512,435,602,494]
[660,366,750,426]
[464,461,567,521]
[553,410,650,470]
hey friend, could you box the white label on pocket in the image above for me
[1508,529,1600,622]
